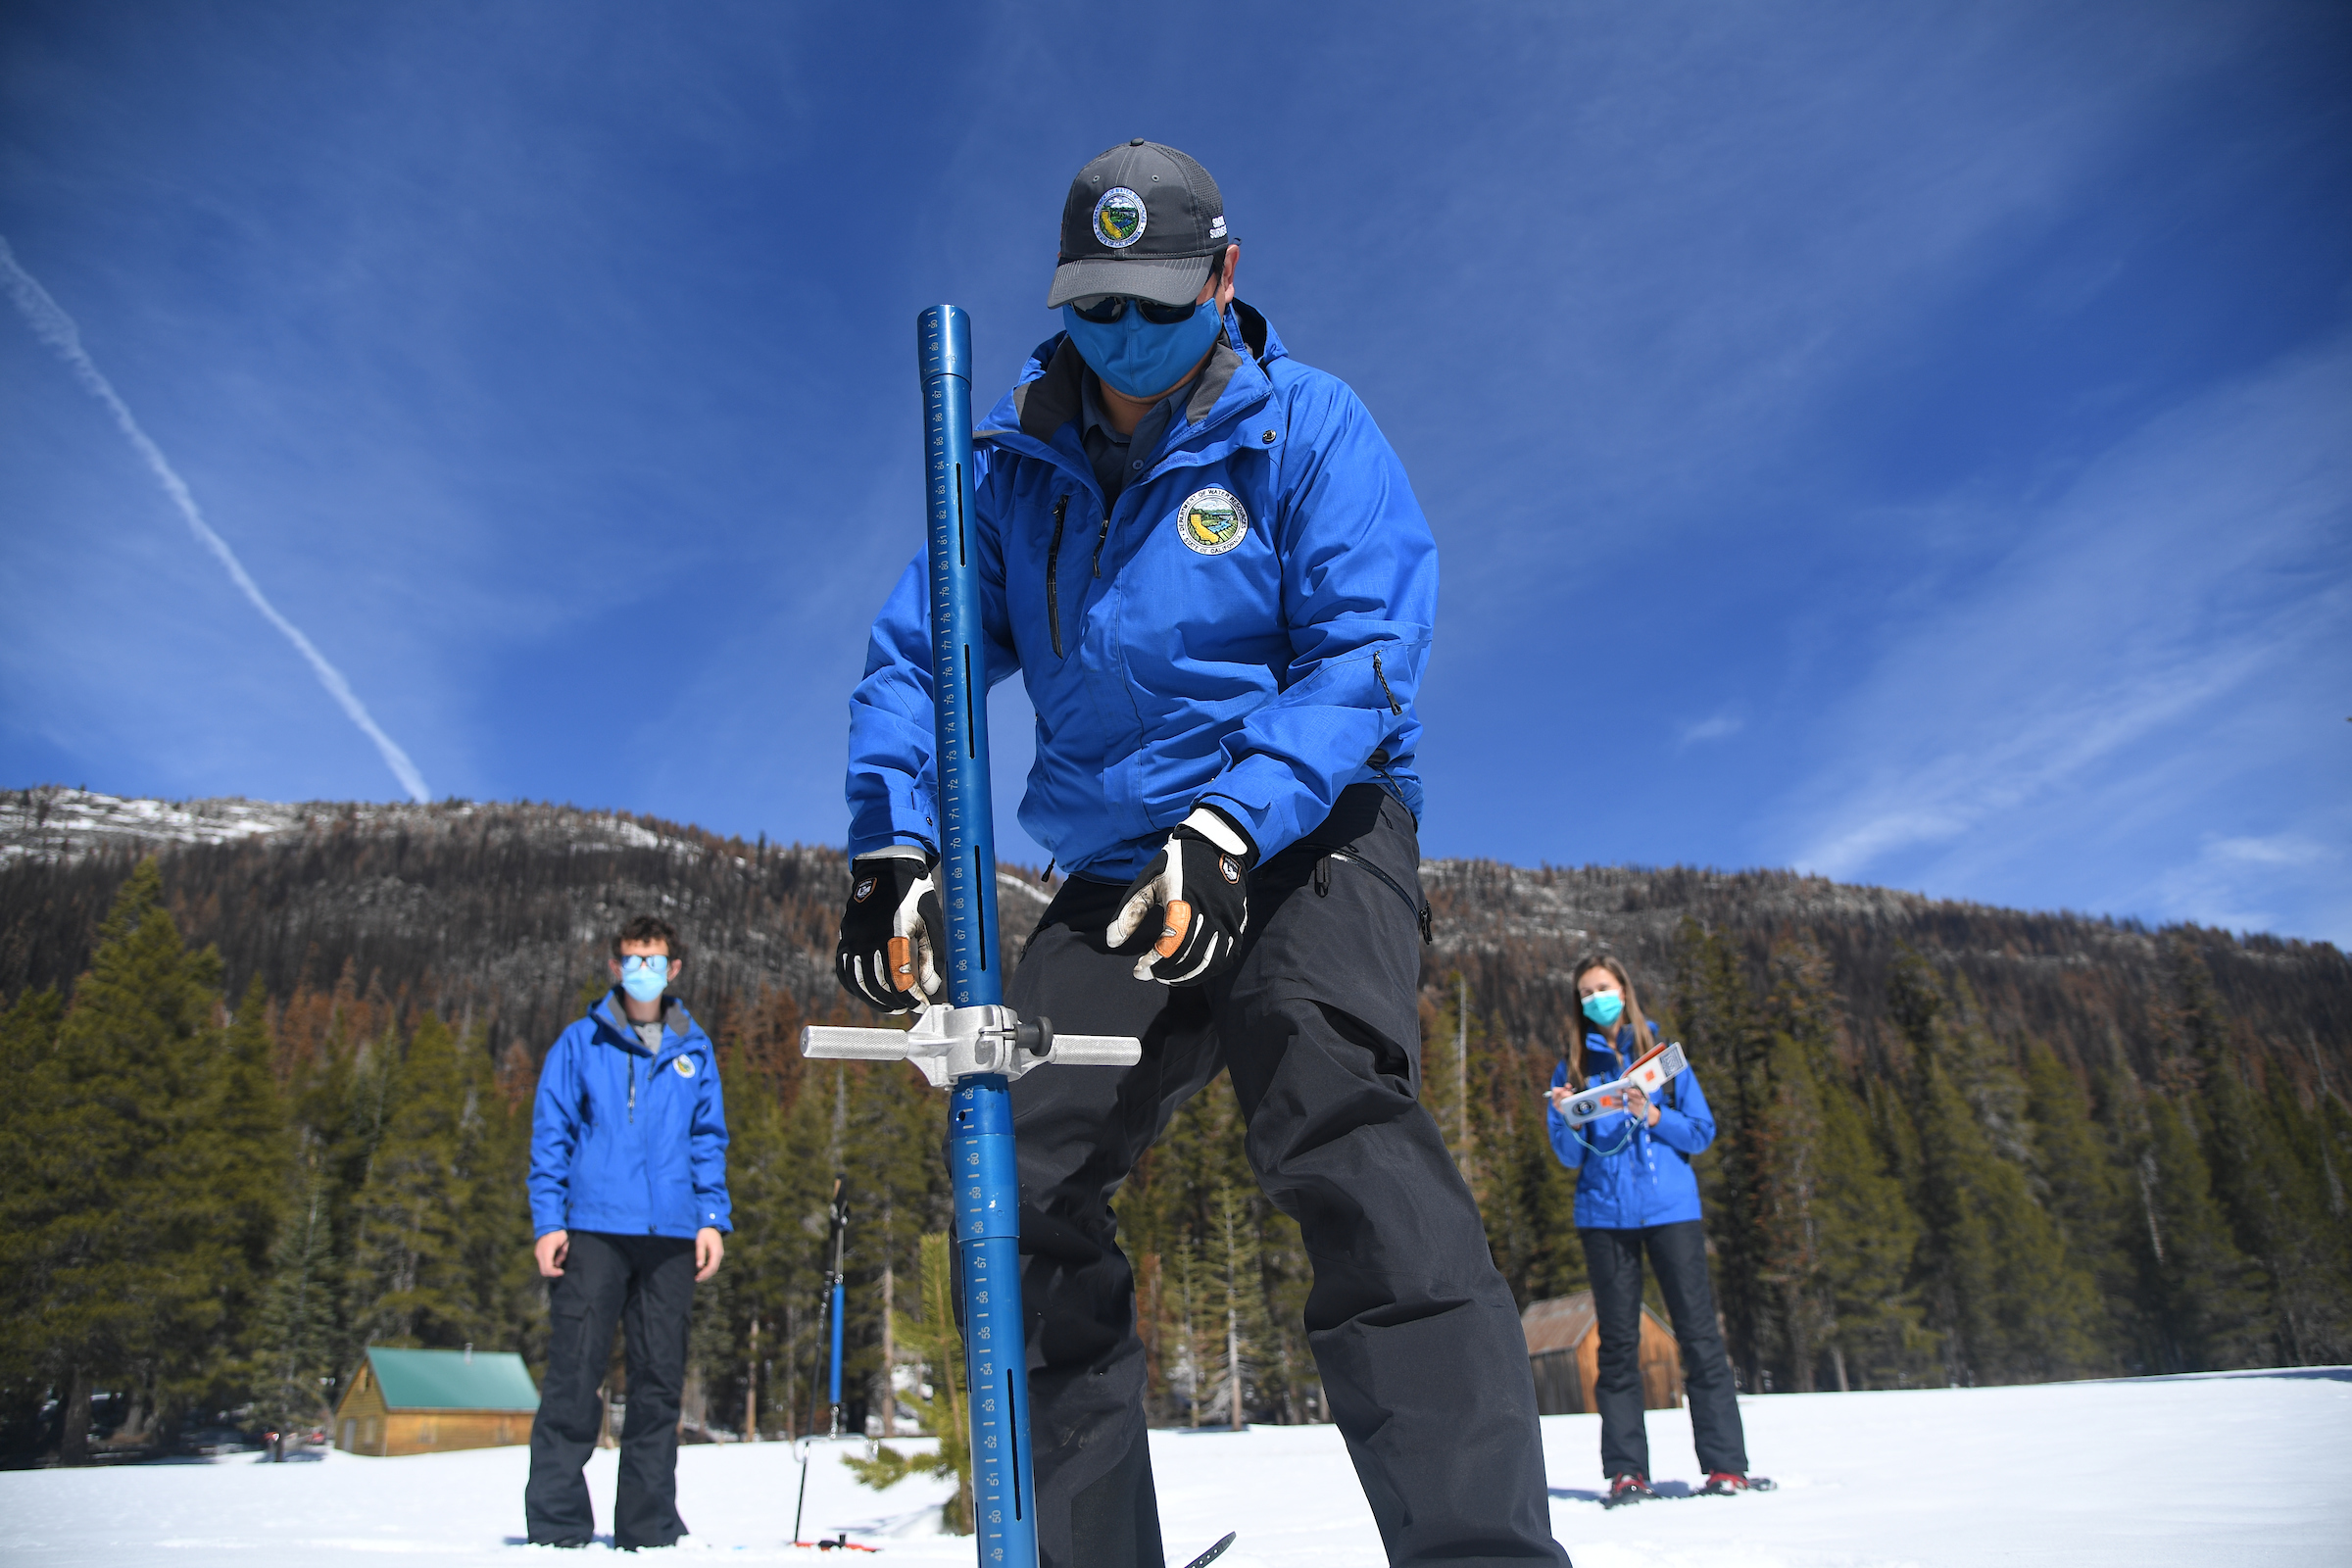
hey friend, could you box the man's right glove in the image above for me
[835,846,944,1012]
[1105,806,1258,986]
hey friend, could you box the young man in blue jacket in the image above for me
[525,914,730,1549]
[836,141,1567,1568]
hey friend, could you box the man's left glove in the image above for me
[835,846,944,1012]
[1106,806,1258,985]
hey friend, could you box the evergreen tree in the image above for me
[845,1231,970,1534]
[2022,1043,2132,1366]
[4,862,227,1458]
[1677,919,1776,1389]
[189,977,293,1401]
[2114,1077,2266,1371]
[347,1014,472,1347]
[2171,937,2350,1363]
[1203,1181,1271,1428]
[1888,948,2102,1384]
[255,1138,339,1433]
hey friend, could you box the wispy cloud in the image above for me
[0,236,430,804]
[1778,336,2351,925]
[1678,711,1745,748]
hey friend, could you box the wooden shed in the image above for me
[333,1347,540,1456]
[1521,1292,1684,1415]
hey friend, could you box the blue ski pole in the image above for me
[804,305,1143,1568]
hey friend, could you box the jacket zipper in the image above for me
[1372,651,1402,715]
[1092,512,1111,577]
[1045,495,1069,658]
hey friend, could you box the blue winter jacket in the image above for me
[846,304,1437,879]
[1546,1024,1717,1230]
[529,993,732,1240]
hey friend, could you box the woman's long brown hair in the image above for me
[1565,954,1657,1090]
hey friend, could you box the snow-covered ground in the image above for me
[3,1371,2344,1567]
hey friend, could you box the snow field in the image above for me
[0,1371,2343,1567]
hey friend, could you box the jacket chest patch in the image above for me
[1176,487,1249,556]
[673,1055,697,1078]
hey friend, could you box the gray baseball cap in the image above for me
[1047,139,1232,310]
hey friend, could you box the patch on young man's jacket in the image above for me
[1177,486,1249,556]
[674,1055,696,1078]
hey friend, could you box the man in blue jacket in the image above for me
[837,141,1567,1568]
[525,914,730,1549]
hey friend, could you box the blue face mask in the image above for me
[1582,991,1625,1028]
[619,954,669,1003]
[1060,299,1225,400]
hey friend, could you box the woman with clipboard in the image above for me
[1546,956,1771,1507]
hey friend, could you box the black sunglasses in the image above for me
[1066,254,1224,325]
[1069,293,1202,326]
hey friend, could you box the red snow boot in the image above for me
[1603,1473,1656,1508]
[1702,1471,1777,1494]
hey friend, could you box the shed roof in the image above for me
[362,1348,540,1412]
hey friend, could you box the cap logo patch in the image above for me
[1208,216,1227,238]
[1177,486,1249,556]
[1093,187,1147,249]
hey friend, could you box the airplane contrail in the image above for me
[1,234,432,805]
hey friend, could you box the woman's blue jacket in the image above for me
[1546,1023,1716,1230]
[528,992,732,1241]
[843,303,1436,880]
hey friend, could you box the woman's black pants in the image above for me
[1579,1219,1747,1480]
[1004,787,1568,1568]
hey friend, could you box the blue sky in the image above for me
[2,1,2346,944]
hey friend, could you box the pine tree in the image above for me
[189,977,293,1401]
[1204,1182,1271,1429]
[845,1232,970,1534]
[1677,919,1776,1388]
[2022,1043,2132,1366]
[347,1014,472,1347]
[1888,948,2102,1384]
[5,862,228,1458]
[2171,936,2350,1363]
[255,1138,339,1432]
[2115,1080,2266,1371]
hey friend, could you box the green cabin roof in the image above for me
[363,1347,540,1412]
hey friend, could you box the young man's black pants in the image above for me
[1004,785,1569,1568]
[526,1231,697,1547]
[1579,1219,1748,1480]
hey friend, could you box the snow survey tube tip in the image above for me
[917,304,1004,1010]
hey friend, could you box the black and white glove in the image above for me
[835,846,944,1012]
[1105,806,1257,986]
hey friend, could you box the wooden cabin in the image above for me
[1520,1292,1685,1415]
[333,1347,540,1456]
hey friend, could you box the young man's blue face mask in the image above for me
[1582,990,1625,1028]
[1060,297,1224,400]
[619,953,669,1003]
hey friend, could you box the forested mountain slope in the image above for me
[3,785,2346,1464]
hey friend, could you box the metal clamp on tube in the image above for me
[802,305,1140,1568]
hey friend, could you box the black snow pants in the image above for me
[525,1231,697,1547]
[1580,1219,1747,1481]
[1004,785,1569,1568]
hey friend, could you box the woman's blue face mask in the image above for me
[1060,297,1224,400]
[618,953,669,1002]
[1581,990,1625,1028]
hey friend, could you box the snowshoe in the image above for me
[1701,1471,1776,1494]
[1603,1473,1656,1508]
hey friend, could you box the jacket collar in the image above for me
[596,992,697,1055]
[982,301,1286,465]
